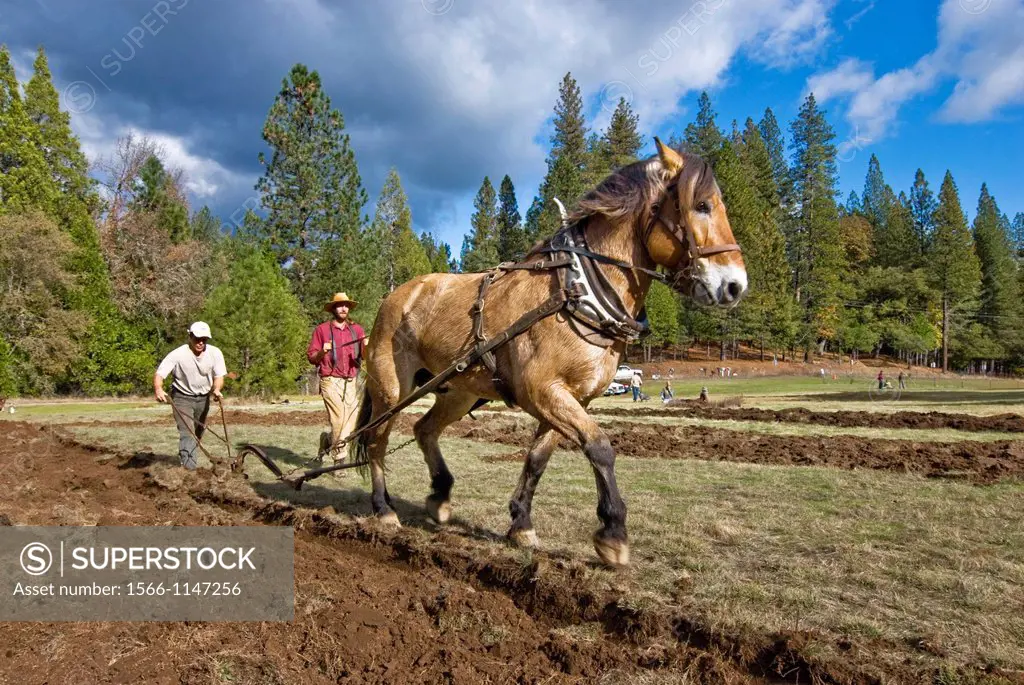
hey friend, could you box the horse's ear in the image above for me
[654,136,684,175]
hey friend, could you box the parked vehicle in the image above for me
[603,381,628,396]
[612,365,642,384]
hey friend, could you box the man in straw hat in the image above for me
[307,293,368,462]
[154,321,228,470]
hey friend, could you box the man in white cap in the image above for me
[154,321,228,470]
[307,293,367,462]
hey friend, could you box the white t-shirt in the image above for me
[156,344,227,396]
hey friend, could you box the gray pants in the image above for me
[171,391,210,470]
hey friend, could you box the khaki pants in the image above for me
[320,375,362,460]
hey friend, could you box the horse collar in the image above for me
[551,222,649,343]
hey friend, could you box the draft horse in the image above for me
[353,139,747,566]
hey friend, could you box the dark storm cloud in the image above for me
[3,0,530,229]
[2,0,841,240]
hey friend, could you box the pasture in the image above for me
[2,377,1023,683]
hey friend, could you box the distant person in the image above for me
[154,321,227,470]
[660,382,674,403]
[630,371,643,402]
[877,369,885,390]
[898,371,906,389]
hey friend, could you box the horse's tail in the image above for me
[348,385,374,479]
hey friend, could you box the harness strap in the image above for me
[334,289,571,450]
[536,245,668,283]
[645,179,742,262]
[472,271,518,407]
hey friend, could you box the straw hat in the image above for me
[324,292,358,312]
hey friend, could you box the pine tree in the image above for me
[927,171,981,371]
[875,191,918,268]
[190,206,223,242]
[371,168,429,292]
[603,97,643,170]
[1011,212,1024,259]
[496,175,526,262]
[909,169,937,255]
[23,47,92,204]
[861,154,888,228]
[972,184,1021,360]
[253,63,369,315]
[759,106,798,278]
[11,45,148,394]
[758,107,792,203]
[0,46,58,214]
[462,176,499,272]
[134,155,190,242]
[717,120,798,356]
[526,73,589,239]
[683,91,724,167]
[789,93,847,358]
[845,190,862,215]
[201,248,308,396]
[644,280,680,353]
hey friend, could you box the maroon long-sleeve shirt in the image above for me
[307,321,366,379]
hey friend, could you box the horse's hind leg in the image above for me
[366,408,401,526]
[362,337,417,526]
[414,390,478,523]
[507,422,558,547]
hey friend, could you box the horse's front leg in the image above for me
[525,386,629,567]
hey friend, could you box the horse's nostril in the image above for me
[726,280,743,301]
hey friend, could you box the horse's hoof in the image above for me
[594,534,630,567]
[378,511,402,528]
[509,528,539,548]
[425,497,451,524]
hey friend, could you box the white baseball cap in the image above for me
[188,321,212,339]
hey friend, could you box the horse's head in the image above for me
[644,138,747,307]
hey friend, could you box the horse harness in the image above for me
[468,180,741,407]
[257,176,743,489]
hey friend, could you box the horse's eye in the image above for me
[695,201,711,214]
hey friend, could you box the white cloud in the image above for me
[807,0,1024,147]
[72,110,249,200]
[805,57,875,102]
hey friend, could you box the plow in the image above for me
[183,287,575,490]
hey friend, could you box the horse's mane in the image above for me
[524,148,716,258]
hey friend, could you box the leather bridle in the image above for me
[644,178,742,281]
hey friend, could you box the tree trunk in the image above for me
[942,295,949,373]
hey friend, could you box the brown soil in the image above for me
[5,421,1013,684]
[596,403,1024,433]
[411,415,1024,485]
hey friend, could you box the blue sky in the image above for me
[3,0,1022,255]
